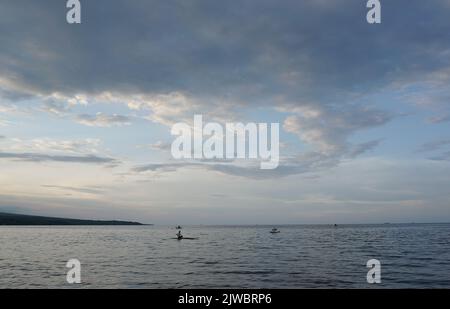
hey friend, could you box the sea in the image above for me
[1,223,449,288]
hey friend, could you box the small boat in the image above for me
[176,225,182,229]
[270,228,280,234]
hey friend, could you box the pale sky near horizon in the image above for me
[1,0,450,224]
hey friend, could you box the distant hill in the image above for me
[0,212,144,226]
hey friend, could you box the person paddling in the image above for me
[176,230,183,240]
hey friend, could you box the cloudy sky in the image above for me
[1,0,450,224]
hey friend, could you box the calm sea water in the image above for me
[1,224,450,288]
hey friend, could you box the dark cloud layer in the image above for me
[1,0,449,101]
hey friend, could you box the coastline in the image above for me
[0,212,146,226]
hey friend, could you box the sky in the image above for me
[1,0,450,224]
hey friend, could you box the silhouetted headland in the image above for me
[0,212,145,226]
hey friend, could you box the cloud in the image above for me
[399,68,450,123]
[134,92,202,127]
[0,118,10,127]
[131,101,387,179]
[32,138,100,154]
[1,1,449,98]
[429,151,450,162]
[0,137,118,167]
[41,185,105,195]
[417,138,450,153]
[427,114,450,124]
[76,113,131,127]
[348,140,382,158]
[1,1,449,114]
[131,152,338,179]
[97,91,237,127]
[0,0,449,178]
[0,152,118,165]
[281,104,390,168]
[149,141,172,151]
[0,103,21,114]
[133,162,192,173]
[2,137,102,154]
[40,99,72,115]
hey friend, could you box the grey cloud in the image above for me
[1,1,449,102]
[429,151,450,161]
[348,139,382,158]
[41,185,105,195]
[210,193,228,198]
[427,114,450,124]
[0,103,21,114]
[147,141,236,163]
[132,163,316,180]
[133,162,197,173]
[417,138,450,153]
[0,152,118,165]
[41,99,71,115]
[149,141,172,151]
[204,164,305,180]
[132,161,260,178]
[76,113,131,127]
[132,152,339,179]
[1,137,103,156]
[282,104,391,158]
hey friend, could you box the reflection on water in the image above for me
[1,224,450,288]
